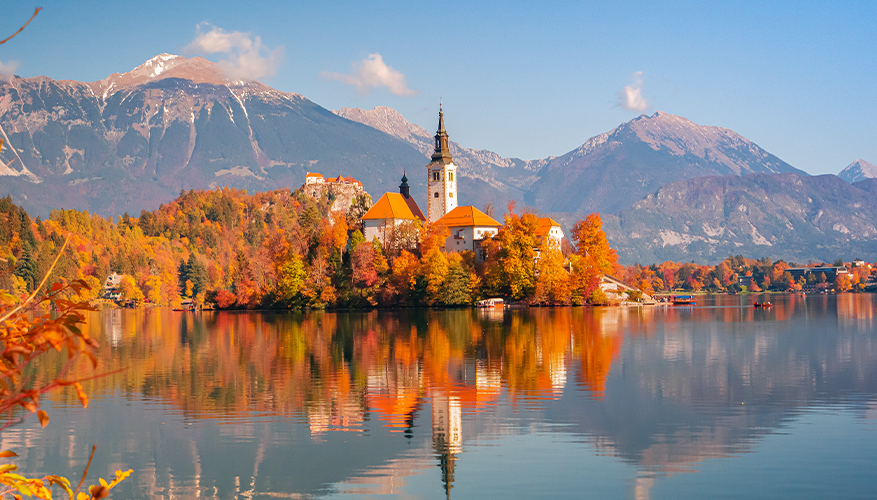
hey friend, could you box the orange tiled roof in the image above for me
[306,172,324,178]
[535,217,561,237]
[435,206,501,228]
[361,193,419,221]
[324,174,363,186]
[403,196,426,222]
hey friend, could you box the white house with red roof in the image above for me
[535,217,565,248]
[434,206,502,259]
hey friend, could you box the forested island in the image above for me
[0,189,873,311]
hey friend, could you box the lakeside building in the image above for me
[786,266,848,281]
[434,206,502,260]
[102,272,122,300]
[599,274,654,304]
[535,217,565,248]
[361,174,426,245]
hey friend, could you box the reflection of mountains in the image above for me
[550,295,877,475]
[19,297,877,497]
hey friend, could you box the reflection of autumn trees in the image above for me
[35,309,633,431]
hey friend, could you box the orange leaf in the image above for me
[0,450,17,458]
[83,351,98,368]
[37,410,49,427]
[49,282,63,292]
[74,383,89,408]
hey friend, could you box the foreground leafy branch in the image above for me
[0,236,130,499]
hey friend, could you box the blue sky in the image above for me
[1,0,874,174]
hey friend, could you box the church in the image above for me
[361,105,502,256]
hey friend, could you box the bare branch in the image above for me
[73,444,97,498]
[0,8,41,46]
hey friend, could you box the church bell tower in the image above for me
[426,104,458,224]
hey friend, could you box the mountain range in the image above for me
[0,54,428,216]
[603,173,877,264]
[0,54,874,263]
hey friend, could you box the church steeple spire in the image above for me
[425,104,457,224]
[431,104,453,164]
[399,171,411,198]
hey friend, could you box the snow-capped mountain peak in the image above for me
[131,53,186,79]
[87,54,234,97]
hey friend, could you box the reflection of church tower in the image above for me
[426,105,458,224]
[431,392,462,497]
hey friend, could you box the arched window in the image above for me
[434,192,439,198]
[449,172,453,181]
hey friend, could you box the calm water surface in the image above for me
[4,294,877,499]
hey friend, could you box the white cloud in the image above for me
[184,24,284,81]
[0,60,19,82]
[321,53,418,97]
[617,71,648,112]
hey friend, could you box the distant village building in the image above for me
[426,105,458,224]
[786,266,848,281]
[535,217,565,248]
[301,172,365,215]
[102,272,123,300]
[738,275,755,288]
[304,172,363,188]
[360,174,425,245]
[304,172,325,185]
[599,274,654,304]
[434,206,501,259]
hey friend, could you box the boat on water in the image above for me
[173,299,196,312]
[476,298,505,308]
[671,295,696,305]
[753,301,773,308]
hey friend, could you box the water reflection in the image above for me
[5,294,877,499]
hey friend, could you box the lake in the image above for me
[4,294,877,499]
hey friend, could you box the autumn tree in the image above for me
[496,212,539,300]
[835,273,852,291]
[419,245,449,306]
[533,239,571,305]
[571,213,618,275]
[275,254,307,304]
[389,250,420,305]
[118,275,144,305]
[438,253,476,306]
[382,220,421,259]
[568,254,601,305]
